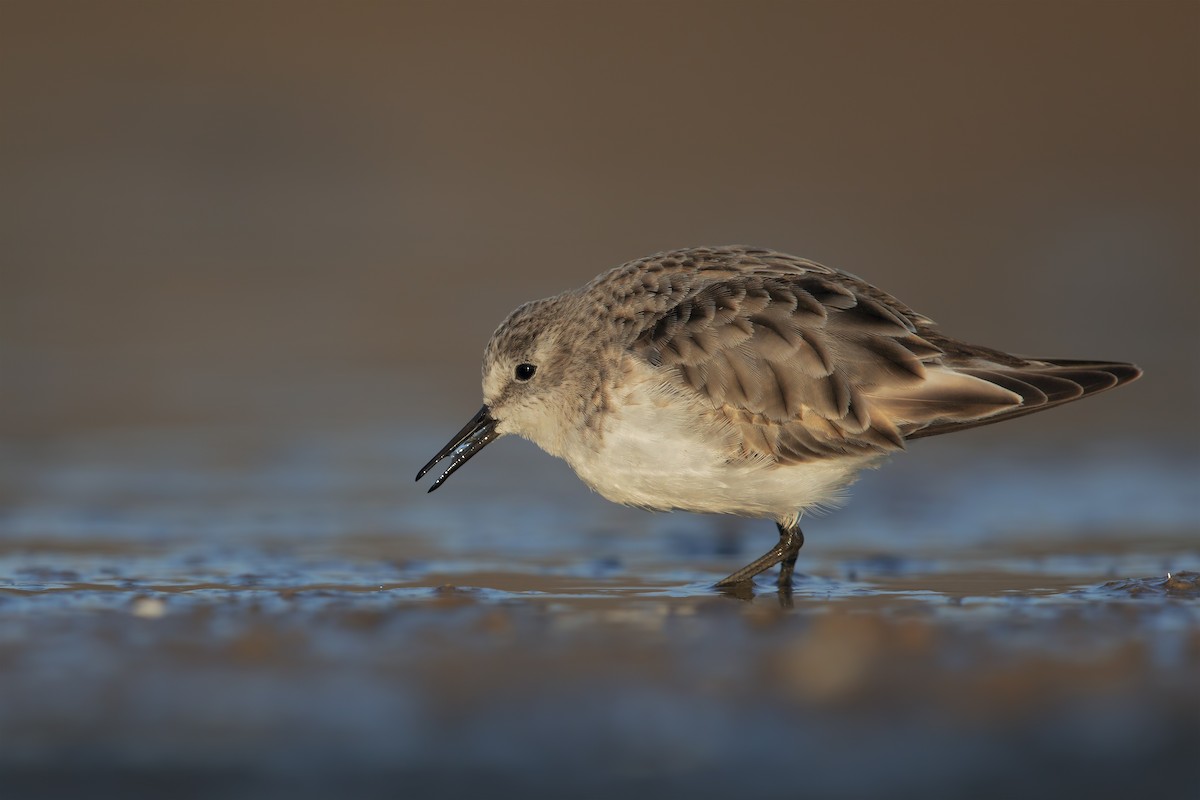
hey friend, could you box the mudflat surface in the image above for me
[2,426,1196,799]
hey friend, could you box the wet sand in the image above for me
[2,425,1197,799]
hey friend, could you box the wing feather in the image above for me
[611,247,1140,462]
[626,251,937,462]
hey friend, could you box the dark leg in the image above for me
[714,521,805,588]
[776,524,805,587]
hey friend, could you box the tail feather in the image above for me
[902,359,1141,441]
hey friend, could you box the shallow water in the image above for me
[2,425,1198,799]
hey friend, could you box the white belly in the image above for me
[561,381,882,522]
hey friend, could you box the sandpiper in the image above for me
[416,246,1141,588]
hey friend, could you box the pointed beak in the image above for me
[415,405,500,492]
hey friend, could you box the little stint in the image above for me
[416,246,1141,588]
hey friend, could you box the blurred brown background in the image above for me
[2,0,1197,441]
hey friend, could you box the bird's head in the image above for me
[416,294,601,491]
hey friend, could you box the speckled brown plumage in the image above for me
[599,247,1139,462]
[419,245,1142,589]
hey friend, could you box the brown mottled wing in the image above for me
[627,265,966,462]
[623,250,1140,462]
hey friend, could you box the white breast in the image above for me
[559,367,883,522]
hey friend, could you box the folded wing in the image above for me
[623,248,1140,463]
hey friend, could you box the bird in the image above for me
[416,246,1141,589]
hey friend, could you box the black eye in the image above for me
[514,363,537,382]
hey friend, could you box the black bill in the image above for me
[415,405,500,492]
